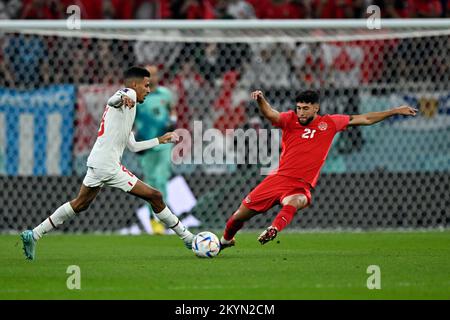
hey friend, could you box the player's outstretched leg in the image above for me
[220,204,257,252]
[20,184,100,260]
[258,193,308,245]
[130,180,194,249]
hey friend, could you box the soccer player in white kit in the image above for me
[20,67,195,260]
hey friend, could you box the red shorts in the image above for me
[242,174,312,212]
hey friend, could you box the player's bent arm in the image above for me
[107,93,123,108]
[107,88,136,108]
[254,91,280,123]
[348,105,417,126]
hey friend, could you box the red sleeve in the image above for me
[272,111,293,129]
[329,114,350,132]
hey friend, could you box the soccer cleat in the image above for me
[258,226,278,245]
[183,232,195,250]
[219,238,235,252]
[20,230,36,260]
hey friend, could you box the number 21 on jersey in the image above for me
[302,128,316,139]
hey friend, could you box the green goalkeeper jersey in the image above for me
[135,86,174,151]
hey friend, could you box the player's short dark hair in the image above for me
[124,66,150,80]
[296,90,320,104]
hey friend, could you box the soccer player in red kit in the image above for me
[220,90,417,249]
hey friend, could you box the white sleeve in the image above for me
[107,88,137,108]
[127,131,160,153]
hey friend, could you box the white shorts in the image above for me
[82,165,139,192]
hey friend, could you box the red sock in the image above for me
[223,216,244,241]
[272,205,297,232]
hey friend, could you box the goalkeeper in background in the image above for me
[134,65,177,235]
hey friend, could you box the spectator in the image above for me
[133,30,183,71]
[311,0,355,18]
[94,0,134,19]
[171,0,184,18]
[173,0,216,19]
[240,43,296,89]
[247,0,308,19]
[134,0,172,19]
[102,40,125,83]
[171,48,208,130]
[192,42,251,85]
[0,41,14,87]
[351,0,368,18]
[66,0,102,19]
[372,0,412,18]
[323,40,365,88]
[20,0,65,19]
[0,0,22,19]
[213,0,233,18]
[2,33,50,88]
[219,0,256,19]
[45,36,92,85]
[101,0,118,18]
[193,42,222,83]
[67,0,134,19]
[292,42,334,88]
[115,0,137,18]
[86,39,127,85]
[409,0,443,18]
[292,36,384,88]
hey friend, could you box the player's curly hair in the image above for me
[296,90,320,104]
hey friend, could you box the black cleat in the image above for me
[219,238,235,252]
[258,226,278,245]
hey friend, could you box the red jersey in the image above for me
[272,111,350,188]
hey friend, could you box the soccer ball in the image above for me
[192,231,221,258]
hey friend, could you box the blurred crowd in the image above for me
[0,0,448,20]
[0,33,447,133]
[0,32,447,89]
[0,0,448,134]
[0,0,448,167]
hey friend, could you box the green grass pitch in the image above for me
[0,231,449,299]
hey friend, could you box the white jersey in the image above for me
[87,88,137,171]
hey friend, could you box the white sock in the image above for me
[220,236,232,244]
[32,202,75,240]
[155,206,192,240]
